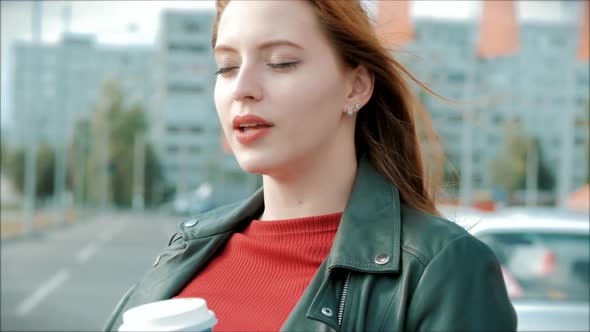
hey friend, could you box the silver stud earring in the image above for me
[346,105,355,117]
[355,103,361,110]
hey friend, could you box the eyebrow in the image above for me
[214,39,304,54]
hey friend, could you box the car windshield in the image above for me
[478,232,589,302]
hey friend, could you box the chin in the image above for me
[235,152,277,175]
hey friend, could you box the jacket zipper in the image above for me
[338,272,351,326]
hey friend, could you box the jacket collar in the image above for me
[180,157,401,274]
[328,157,401,273]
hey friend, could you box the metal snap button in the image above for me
[183,219,198,228]
[152,255,161,267]
[374,253,390,265]
[321,307,333,317]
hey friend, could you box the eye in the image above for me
[215,67,238,75]
[268,61,300,70]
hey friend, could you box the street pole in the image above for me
[62,2,72,33]
[132,132,145,210]
[177,145,188,196]
[53,3,75,226]
[98,96,112,209]
[525,139,539,206]
[74,132,87,206]
[22,1,42,237]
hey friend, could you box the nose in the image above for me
[231,64,263,102]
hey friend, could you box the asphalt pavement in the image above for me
[1,210,180,331]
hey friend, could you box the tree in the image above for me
[71,80,167,207]
[533,138,555,191]
[491,122,554,195]
[69,119,92,204]
[144,143,169,206]
[0,140,6,171]
[4,143,57,198]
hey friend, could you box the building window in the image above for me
[183,20,201,33]
[492,114,504,125]
[447,71,465,84]
[167,125,181,134]
[167,145,179,153]
[167,43,207,54]
[189,145,201,154]
[188,126,203,134]
[472,173,483,186]
[448,113,462,124]
[167,83,204,94]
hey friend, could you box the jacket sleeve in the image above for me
[406,234,517,332]
[103,283,137,332]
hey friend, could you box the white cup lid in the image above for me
[120,298,216,331]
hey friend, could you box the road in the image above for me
[1,211,180,331]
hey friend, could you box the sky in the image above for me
[0,0,575,129]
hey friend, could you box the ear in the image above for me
[345,64,374,109]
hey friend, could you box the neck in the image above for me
[259,143,357,221]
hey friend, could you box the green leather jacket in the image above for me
[104,159,517,331]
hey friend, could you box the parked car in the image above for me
[464,208,590,332]
[171,183,215,216]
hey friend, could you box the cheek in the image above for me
[277,68,345,121]
[214,80,231,127]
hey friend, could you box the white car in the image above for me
[444,207,590,332]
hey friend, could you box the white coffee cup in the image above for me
[119,298,217,332]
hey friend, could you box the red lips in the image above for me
[232,114,274,145]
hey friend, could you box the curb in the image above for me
[0,209,78,240]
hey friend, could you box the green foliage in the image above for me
[4,143,56,198]
[70,80,167,207]
[491,122,554,194]
[36,144,56,197]
[534,139,555,191]
[0,140,6,170]
[4,80,167,207]
[144,144,168,205]
[110,106,146,206]
[69,119,93,204]
[4,148,24,193]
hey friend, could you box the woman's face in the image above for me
[214,0,355,176]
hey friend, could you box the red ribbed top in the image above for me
[174,212,342,332]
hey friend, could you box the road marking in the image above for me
[76,243,99,264]
[15,269,70,317]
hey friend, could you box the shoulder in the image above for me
[173,190,266,240]
[177,200,243,228]
[399,204,493,267]
[175,200,243,235]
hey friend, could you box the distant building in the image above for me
[10,34,156,147]
[154,10,245,194]
[397,16,589,203]
[10,13,250,198]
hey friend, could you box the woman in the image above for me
[105,1,516,331]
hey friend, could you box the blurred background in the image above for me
[0,1,588,331]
